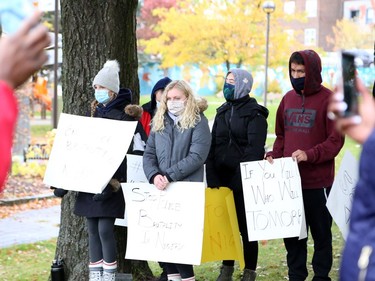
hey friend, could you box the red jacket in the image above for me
[266,50,345,189]
[0,81,17,191]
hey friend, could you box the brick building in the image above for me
[280,0,374,51]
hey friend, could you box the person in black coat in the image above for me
[54,60,146,281]
[206,69,268,281]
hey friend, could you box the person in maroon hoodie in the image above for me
[266,50,344,281]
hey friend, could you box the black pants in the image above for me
[165,263,194,279]
[219,167,258,270]
[87,217,117,263]
[284,188,332,281]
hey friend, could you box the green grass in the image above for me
[30,125,53,139]
[149,223,343,280]
[0,225,343,281]
[0,239,57,281]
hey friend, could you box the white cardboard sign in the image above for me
[241,157,307,241]
[126,154,148,183]
[122,182,205,265]
[327,150,358,240]
[43,113,137,193]
[116,154,148,227]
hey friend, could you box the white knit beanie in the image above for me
[92,60,120,93]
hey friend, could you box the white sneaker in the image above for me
[103,271,116,281]
[89,270,102,281]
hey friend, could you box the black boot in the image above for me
[158,262,168,281]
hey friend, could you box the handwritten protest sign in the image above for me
[126,154,148,183]
[43,113,137,193]
[122,182,205,265]
[327,150,358,239]
[202,187,244,269]
[116,154,147,227]
[241,158,306,241]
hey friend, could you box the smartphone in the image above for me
[339,51,359,117]
[0,0,35,35]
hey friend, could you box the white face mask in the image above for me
[167,100,186,116]
[156,101,161,108]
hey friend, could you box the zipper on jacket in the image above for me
[301,94,305,114]
[221,104,234,164]
[228,106,234,146]
[357,245,373,281]
[169,120,175,168]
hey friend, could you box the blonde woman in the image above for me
[143,80,211,281]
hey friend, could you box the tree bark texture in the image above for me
[61,0,140,117]
[54,1,152,280]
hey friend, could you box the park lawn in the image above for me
[30,124,53,139]
[0,224,343,281]
[0,239,57,281]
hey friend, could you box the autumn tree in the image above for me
[327,19,374,50]
[140,0,304,70]
[53,1,153,280]
[137,0,177,40]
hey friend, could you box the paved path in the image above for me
[0,205,61,248]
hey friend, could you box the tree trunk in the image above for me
[54,1,152,280]
[13,84,32,158]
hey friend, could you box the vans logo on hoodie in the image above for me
[285,108,316,129]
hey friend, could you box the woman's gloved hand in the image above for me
[51,187,68,198]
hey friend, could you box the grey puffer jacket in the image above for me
[143,110,211,183]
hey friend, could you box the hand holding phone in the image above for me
[338,51,360,117]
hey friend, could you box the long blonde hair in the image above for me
[152,80,201,132]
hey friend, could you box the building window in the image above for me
[350,9,360,19]
[306,0,317,18]
[284,1,295,15]
[285,29,294,40]
[304,28,316,46]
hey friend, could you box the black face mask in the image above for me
[223,82,235,100]
[291,77,305,91]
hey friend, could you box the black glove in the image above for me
[92,189,113,201]
[52,188,68,198]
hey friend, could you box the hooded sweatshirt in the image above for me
[141,77,172,135]
[266,50,344,189]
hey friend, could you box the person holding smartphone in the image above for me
[0,12,50,191]
[329,78,375,281]
[265,50,345,281]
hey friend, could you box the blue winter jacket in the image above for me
[340,129,375,281]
